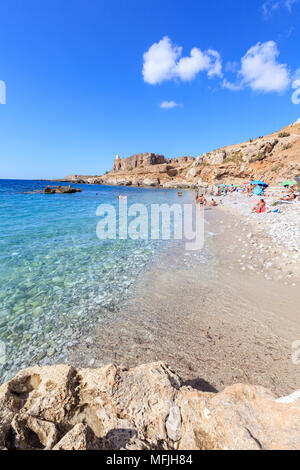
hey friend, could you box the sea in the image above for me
[0,179,194,383]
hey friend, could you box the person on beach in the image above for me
[248,184,254,195]
[210,198,217,207]
[198,194,207,206]
[195,190,199,204]
[280,192,296,201]
[251,199,266,214]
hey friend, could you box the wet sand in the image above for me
[69,207,300,396]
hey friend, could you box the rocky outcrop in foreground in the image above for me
[0,362,299,450]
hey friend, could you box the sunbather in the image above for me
[198,194,207,206]
[251,199,266,214]
[280,192,296,201]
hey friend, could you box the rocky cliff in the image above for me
[113,153,167,172]
[0,362,299,450]
[65,120,300,188]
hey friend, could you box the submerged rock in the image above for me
[25,185,82,195]
[44,185,82,194]
[0,362,299,450]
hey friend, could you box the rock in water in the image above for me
[44,185,82,194]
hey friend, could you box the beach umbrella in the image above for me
[280,180,297,187]
[253,186,264,196]
[251,180,269,187]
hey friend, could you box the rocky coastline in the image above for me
[1,361,300,450]
[4,121,299,451]
[63,120,300,190]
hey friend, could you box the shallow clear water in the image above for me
[0,180,193,383]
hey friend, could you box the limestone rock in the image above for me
[64,120,300,188]
[113,153,166,172]
[167,167,179,177]
[204,150,227,165]
[6,414,59,450]
[26,415,59,449]
[241,138,278,163]
[161,181,180,189]
[166,406,182,442]
[176,384,300,450]
[197,179,209,188]
[1,362,300,450]
[131,178,142,186]
[168,156,195,164]
[105,177,118,185]
[142,178,160,187]
[53,424,101,450]
[186,167,202,178]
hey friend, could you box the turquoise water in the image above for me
[0,180,192,383]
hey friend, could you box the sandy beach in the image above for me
[220,192,300,279]
[65,200,300,397]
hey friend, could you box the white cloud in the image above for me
[223,41,290,93]
[176,48,211,81]
[262,0,280,17]
[142,36,222,85]
[206,50,222,78]
[222,79,243,91]
[285,0,299,12]
[160,101,182,109]
[240,41,290,92]
[143,37,292,99]
[262,0,299,17]
[142,37,182,85]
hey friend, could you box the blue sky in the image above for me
[0,0,299,179]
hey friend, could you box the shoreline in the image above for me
[65,205,300,396]
[1,183,299,396]
[1,187,300,450]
